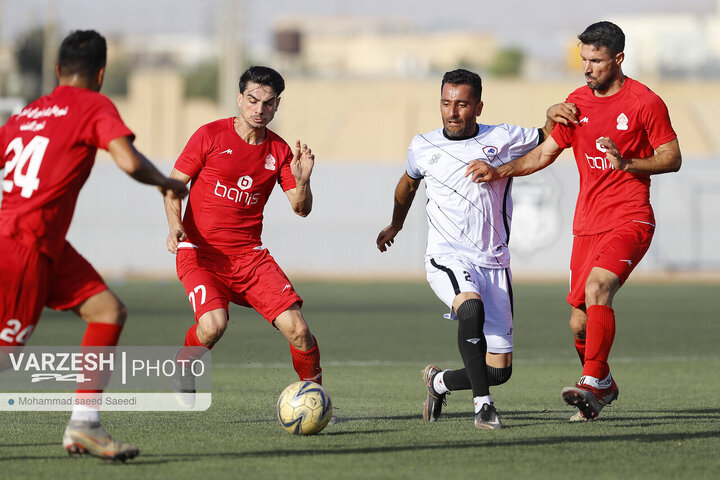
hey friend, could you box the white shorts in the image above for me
[425,255,514,353]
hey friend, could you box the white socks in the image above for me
[433,370,449,394]
[579,372,612,389]
[473,395,493,413]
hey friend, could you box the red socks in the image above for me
[574,337,586,366]
[583,305,616,380]
[176,324,208,364]
[81,322,123,347]
[290,336,322,384]
[78,322,123,393]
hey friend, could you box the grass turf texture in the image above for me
[1,280,718,479]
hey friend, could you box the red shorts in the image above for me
[0,238,107,346]
[567,221,655,308]
[176,247,302,323]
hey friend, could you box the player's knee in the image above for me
[89,299,127,326]
[584,279,611,305]
[286,321,312,350]
[487,365,512,386]
[197,315,227,345]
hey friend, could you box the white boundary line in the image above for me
[215,355,717,369]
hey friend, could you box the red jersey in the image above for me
[174,118,296,254]
[551,77,676,235]
[0,86,133,260]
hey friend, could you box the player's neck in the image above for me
[233,116,267,145]
[592,74,626,98]
[58,75,101,92]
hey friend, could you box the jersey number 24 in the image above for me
[2,136,49,198]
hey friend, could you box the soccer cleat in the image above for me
[474,403,503,430]
[568,378,619,421]
[63,420,139,462]
[422,364,447,422]
[173,366,196,408]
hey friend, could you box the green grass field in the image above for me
[1,280,719,479]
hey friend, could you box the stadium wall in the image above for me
[65,157,719,280]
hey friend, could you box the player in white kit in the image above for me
[377,69,573,429]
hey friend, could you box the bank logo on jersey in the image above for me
[214,175,260,206]
[483,146,498,161]
[264,154,276,170]
[237,175,253,190]
[616,113,629,130]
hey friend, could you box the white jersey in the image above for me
[406,124,540,268]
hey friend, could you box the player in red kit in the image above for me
[465,21,681,421]
[0,30,188,460]
[164,66,323,402]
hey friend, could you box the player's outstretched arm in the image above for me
[377,173,422,252]
[466,135,564,183]
[597,137,681,175]
[163,168,191,254]
[286,140,315,217]
[107,136,188,199]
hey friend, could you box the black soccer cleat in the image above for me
[474,403,503,430]
[422,364,448,422]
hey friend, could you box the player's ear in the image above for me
[96,67,105,90]
[237,92,243,108]
[475,100,484,118]
[615,51,624,68]
[275,96,281,111]
[55,63,61,80]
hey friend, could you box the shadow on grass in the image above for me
[113,429,720,466]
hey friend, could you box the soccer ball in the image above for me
[276,381,333,435]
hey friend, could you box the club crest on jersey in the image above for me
[429,153,440,165]
[616,113,628,130]
[483,146,498,161]
[264,154,276,170]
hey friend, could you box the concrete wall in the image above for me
[65,157,719,280]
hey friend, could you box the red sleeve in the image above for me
[640,94,677,149]
[277,144,297,192]
[174,126,209,178]
[86,95,134,149]
[551,122,574,149]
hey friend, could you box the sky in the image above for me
[2,0,717,55]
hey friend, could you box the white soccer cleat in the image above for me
[63,420,139,462]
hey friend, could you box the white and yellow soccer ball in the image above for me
[276,381,333,435]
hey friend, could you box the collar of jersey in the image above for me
[442,124,479,141]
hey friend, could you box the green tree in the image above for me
[14,26,44,100]
[184,60,219,102]
[489,47,525,77]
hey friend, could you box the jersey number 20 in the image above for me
[2,136,49,198]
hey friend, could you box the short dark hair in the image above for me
[238,66,285,96]
[57,30,107,78]
[441,69,482,101]
[578,21,625,56]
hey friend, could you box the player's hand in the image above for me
[547,102,579,126]
[166,228,187,254]
[159,178,189,199]
[596,137,630,171]
[376,224,402,252]
[291,140,315,186]
[465,160,498,183]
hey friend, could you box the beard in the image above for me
[586,74,614,92]
[443,120,475,139]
